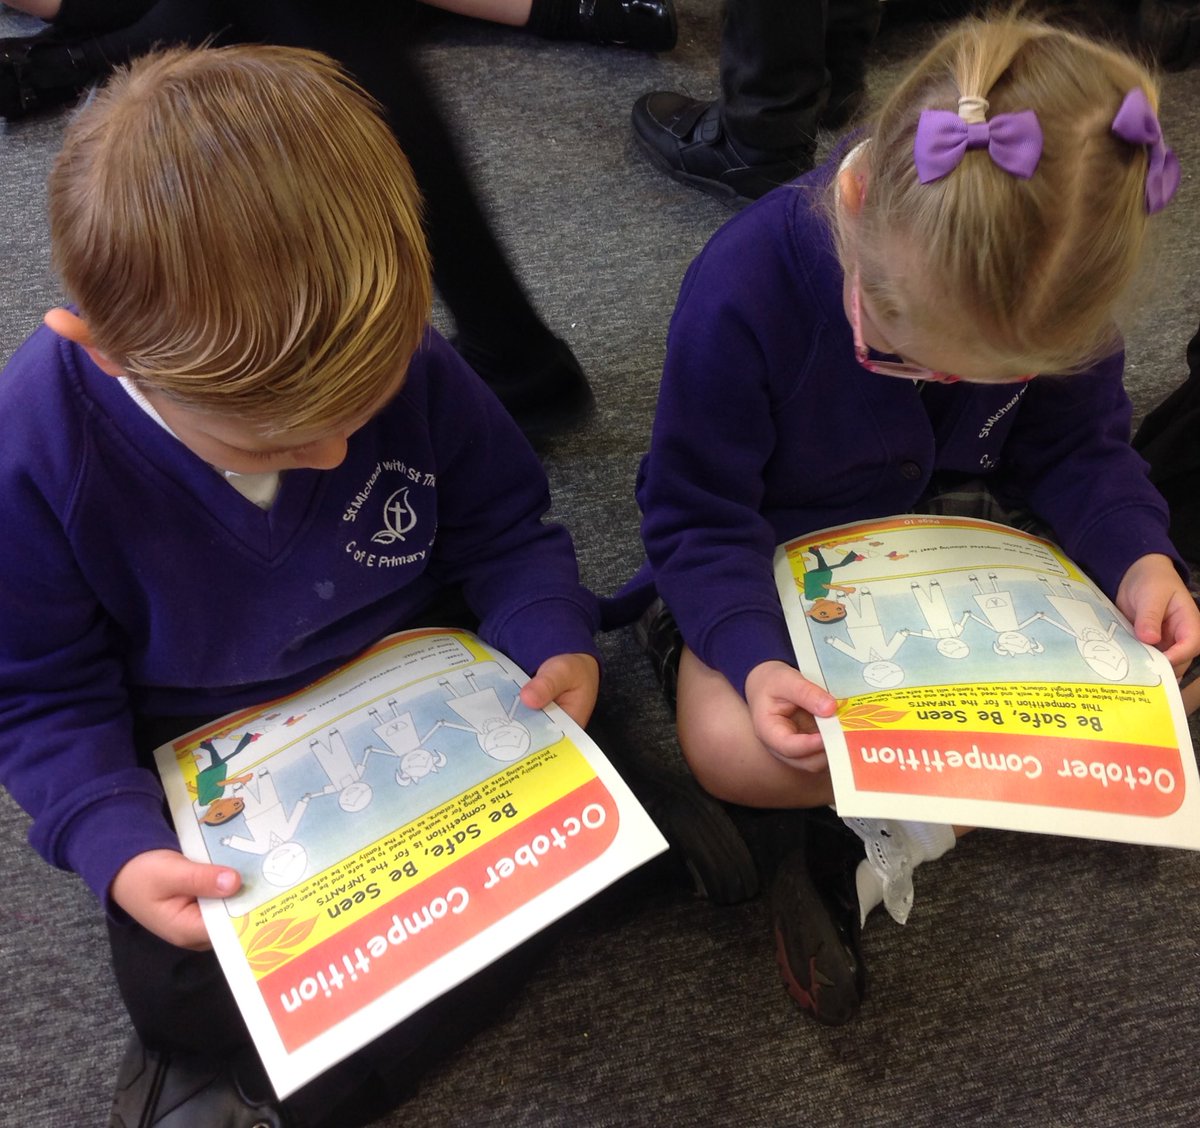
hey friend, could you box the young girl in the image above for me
[627,12,1200,1026]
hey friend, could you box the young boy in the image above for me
[0,44,601,1125]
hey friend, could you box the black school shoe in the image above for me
[631,94,814,208]
[634,597,683,711]
[626,601,759,902]
[109,1035,288,1128]
[587,697,759,905]
[631,753,760,904]
[0,30,94,122]
[751,808,865,1026]
[577,0,677,51]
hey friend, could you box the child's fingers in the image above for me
[111,851,238,950]
[746,661,837,718]
[519,655,599,726]
[769,741,829,773]
[182,858,242,901]
[1130,593,1168,648]
[553,687,596,728]
[1162,601,1200,676]
[154,857,241,949]
[788,678,838,718]
[168,903,217,952]
[518,675,554,712]
[143,851,242,902]
[525,678,595,728]
[519,670,579,716]
[1162,636,1200,678]
[1132,589,1200,675]
[756,713,827,762]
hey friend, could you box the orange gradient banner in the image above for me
[847,729,1185,816]
[258,775,619,1050]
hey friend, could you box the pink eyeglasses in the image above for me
[849,270,961,384]
[849,271,1038,386]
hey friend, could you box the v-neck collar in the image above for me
[117,374,284,510]
[77,348,327,563]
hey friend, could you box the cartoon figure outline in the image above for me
[823,588,910,688]
[434,671,543,762]
[1036,576,1130,681]
[220,769,312,887]
[360,700,449,786]
[905,579,972,659]
[308,728,375,811]
[802,544,862,599]
[964,572,1046,657]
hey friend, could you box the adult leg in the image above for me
[719,0,828,157]
[1137,0,1200,69]
[432,0,677,51]
[815,0,881,128]
[19,0,674,46]
[631,0,882,206]
[229,0,593,439]
[0,0,156,121]
[630,0,826,207]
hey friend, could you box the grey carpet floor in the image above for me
[2,3,1199,1125]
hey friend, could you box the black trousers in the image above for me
[53,0,555,366]
[719,0,881,151]
[108,902,561,1122]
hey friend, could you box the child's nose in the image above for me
[293,435,348,469]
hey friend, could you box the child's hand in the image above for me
[110,849,242,950]
[519,653,601,728]
[744,659,838,771]
[1116,553,1200,678]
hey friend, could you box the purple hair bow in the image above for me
[913,108,1043,184]
[1110,88,1180,214]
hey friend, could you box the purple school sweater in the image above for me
[0,324,600,908]
[635,167,1178,697]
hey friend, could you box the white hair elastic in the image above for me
[956,95,990,124]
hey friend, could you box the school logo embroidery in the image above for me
[342,461,435,569]
[371,488,418,545]
[977,387,1027,439]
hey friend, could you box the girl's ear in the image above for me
[838,165,866,217]
[43,308,128,377]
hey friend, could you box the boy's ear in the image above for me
[43,308,128,377]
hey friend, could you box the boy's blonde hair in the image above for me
[48,44,431,433]
[841,11,1164,376]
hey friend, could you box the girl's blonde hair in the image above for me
[840,11,1165,375]
[48,44,432,432]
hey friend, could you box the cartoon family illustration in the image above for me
[186,663,561,904]
[798,534,1147,697]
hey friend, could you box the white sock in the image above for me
[855,862,885,928]
[903,820,957,863]
[848,819,956,926]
